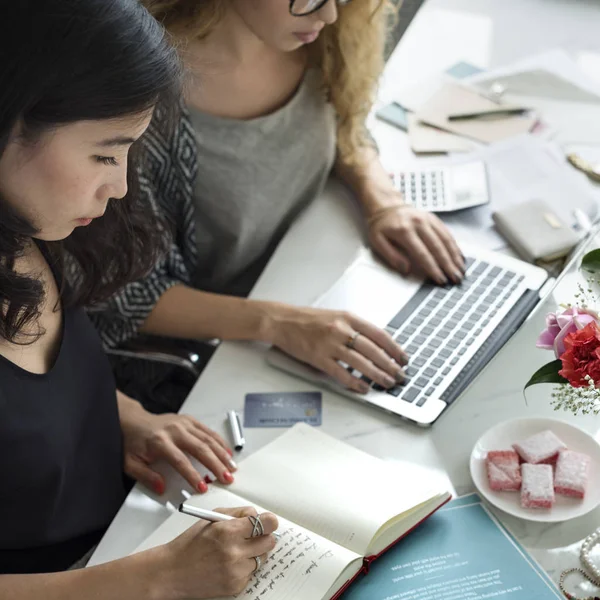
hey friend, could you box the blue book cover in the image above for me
[341,494,561,600]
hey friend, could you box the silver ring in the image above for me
[248,515,264,538]
[345,331,360,350]
[253,555,262,573]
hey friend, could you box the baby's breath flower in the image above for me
[551,376,600,416]
[571,274,600,309]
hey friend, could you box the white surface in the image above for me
[470,417,600,523]
[90,0,600,591]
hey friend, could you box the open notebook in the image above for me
[135,424,451,600]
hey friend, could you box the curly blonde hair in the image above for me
[143,0,397,163]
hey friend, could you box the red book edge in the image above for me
[329,494,453,600]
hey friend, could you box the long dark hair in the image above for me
[0,0,182,343]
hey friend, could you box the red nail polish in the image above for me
[204,474,213,485]
[227,448,234,457]
[223,471,234,484]
[197,481,208,493]
[154,480,165,495]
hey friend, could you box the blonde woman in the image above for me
[91,0,465,413]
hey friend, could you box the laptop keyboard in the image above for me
[357,257,524,407]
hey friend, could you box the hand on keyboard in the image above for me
[266,306,408,394]
[367,205,465,285]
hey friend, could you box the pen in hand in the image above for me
[179,503,280,539]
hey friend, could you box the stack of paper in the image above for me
[395,50,600,152]
[465,50,600,144]
[406,114,474,154]
[414,82,537,144]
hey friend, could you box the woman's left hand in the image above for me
[118,392,236,495]
[367,205,465,285]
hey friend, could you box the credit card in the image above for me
[244,391,322,428]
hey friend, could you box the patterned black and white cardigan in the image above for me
[86,105,201,350]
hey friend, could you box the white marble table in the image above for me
[90,0,600,593]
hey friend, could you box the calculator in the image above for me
[393,160,490,212]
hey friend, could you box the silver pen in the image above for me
[179,503,280,539]
[227,410,245,451]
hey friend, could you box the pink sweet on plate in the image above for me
[521,464,555,509]
[486,450,522,491]
[554,450,591,499]
[512,430,567,464]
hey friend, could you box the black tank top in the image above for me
[0,302,127,573]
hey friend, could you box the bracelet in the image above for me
[559,527,600,600]
[366,202,408,228]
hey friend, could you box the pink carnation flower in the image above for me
[536,307,599,359]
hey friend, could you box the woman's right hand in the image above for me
[267,305,408,393]
[162,507,278,599]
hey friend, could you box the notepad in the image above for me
[415,83,536,144]
[134,424,450,600]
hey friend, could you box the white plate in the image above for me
[470,417,600,522]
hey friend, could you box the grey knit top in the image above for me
[188,68,337,296]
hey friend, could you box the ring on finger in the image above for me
[345,331,360,350]
[248,515,264,538]
[253,555,262,573]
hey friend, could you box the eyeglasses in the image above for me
[289,0,353,17]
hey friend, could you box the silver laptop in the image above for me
[267,243,550,426]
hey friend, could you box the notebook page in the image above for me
[227,424,444,556]
[368,494,450,556]
[134,487,361,600]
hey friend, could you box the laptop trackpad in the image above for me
[314,261,421,329]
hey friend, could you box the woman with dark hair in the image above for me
[0,0,276,595]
